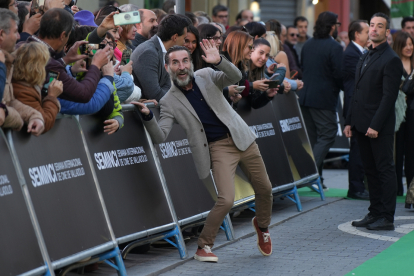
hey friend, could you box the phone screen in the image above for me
[38,0,45,6]
[49,72,59,84]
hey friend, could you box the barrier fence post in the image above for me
[142,124,188,259]
[4,130,55,276]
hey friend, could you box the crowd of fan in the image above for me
[0,0,308,136]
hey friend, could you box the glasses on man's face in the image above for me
[217,15,228,19]
[290,33,299,37]
[207,35,222,42]
[336,22,342,27]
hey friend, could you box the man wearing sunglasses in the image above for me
[284,26,302,79]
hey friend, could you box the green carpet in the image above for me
[345,229,414,276]
[298,187,407,202]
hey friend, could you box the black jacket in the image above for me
[342,41,364,118]
[222,52,274,109]
[284,42,302,79]
[298,37,344,111]
[131,33,148,48]
[345,42,403,135]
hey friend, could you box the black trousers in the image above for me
[348,135,366,195]
[300,106,337,177]
[395,99,414,193]
[355,130,397,222]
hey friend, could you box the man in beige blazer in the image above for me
[133,39,276,262]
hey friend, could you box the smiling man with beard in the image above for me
[132,39,276,263]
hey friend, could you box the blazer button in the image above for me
[204,144,207,147]
[201,129,204,132]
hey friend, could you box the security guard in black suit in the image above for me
[344,13,403,230]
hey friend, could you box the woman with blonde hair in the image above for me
[13,42,63,133]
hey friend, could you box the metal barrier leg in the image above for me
[309,177,325,201]
[220,214,235,241]
[58,247,126,276]
[44,266,53,276]
[172,225,187,259]
[292,186,302,212]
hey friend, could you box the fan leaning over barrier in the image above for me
[132,39,278,262]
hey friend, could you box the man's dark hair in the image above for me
[185,11,197,26]
[212,4,228,17]
[371,12,390,29]
[165,45,191,65]
[39,8,74,39]
[0,0,12,9]
[402,16,414,29]
[244,22,266,38]
[313,11,338,39]
[162,0,175,14]
[294,16,308,27]
[348,20,367,41]
[286,25,297,32]
[157,14,190,42]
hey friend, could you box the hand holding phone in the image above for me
[234,86,245,93]
[114,11,141,26]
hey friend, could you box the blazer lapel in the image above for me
[171,85,202,123]
[357,53,381,84]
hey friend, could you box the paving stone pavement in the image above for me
[159,200,412,276]
[66,170,414,276]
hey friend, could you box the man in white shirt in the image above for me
[342,20,369,200]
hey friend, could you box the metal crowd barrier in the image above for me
[1,93,323,276]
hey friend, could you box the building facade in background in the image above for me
[76,0,398,35]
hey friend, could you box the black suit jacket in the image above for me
[297,37,344,111]
[342,42,364,118]
[345,42,403,135]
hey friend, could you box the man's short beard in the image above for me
[167,63,195,87]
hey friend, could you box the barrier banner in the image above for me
[271,92,318,181]
[0,131,45,275]
[236,98,294,187]
[78,110,174,239]
[331,98,350,153]
[11,117,112,262]
[150,108,217,221]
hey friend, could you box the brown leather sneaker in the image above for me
[252,217,272,256]
[194,245,218,262]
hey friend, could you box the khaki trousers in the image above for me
[198,137,273,248]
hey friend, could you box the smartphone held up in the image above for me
[114,11,141,26]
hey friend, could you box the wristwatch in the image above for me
[0,103,8,118]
